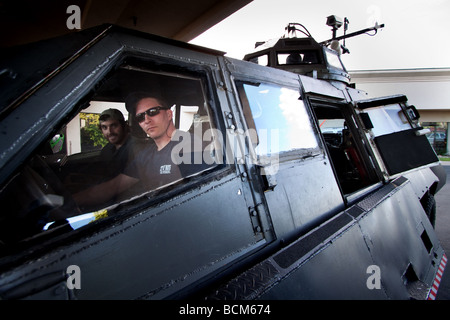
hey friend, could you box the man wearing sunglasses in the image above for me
[133,96,176,151]
[74,93,201,210]
[121,94,186,187]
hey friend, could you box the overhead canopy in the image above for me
[0,0,252,47]
[0,24,226,116]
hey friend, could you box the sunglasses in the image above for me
[135,106,169,123]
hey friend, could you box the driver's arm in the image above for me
[72,173,139,207]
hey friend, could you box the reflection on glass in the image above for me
[243,83,318,155]
[44,209,108,231]
[365,104,412,137]
[325,50,344,70]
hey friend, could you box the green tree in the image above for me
[80,113,108,150]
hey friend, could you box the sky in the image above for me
[190,0,450,71]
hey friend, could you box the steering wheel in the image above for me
[28,155,81,222]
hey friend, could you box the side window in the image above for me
[277,51,320,65]
[324,49,345,70]
[248,54,269,66]
[0,62,220,251]
[236,81,319,160]
[362,103,412,137]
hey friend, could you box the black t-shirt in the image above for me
[124,140,183,190]
[99,136,140,180]
[124,131,212,191]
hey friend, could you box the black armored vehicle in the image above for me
[0,18,447,300]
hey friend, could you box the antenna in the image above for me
[321,15,384,54]
[284,23,312,38]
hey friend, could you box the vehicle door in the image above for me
[222,58,345,241]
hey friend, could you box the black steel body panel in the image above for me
[355,94,408,109]
[1,172,264,299]
[374,129,439,175]
[205,177,444,300]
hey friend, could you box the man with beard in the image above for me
[98,108,135,180]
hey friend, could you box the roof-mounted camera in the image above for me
[326,15,343,29]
